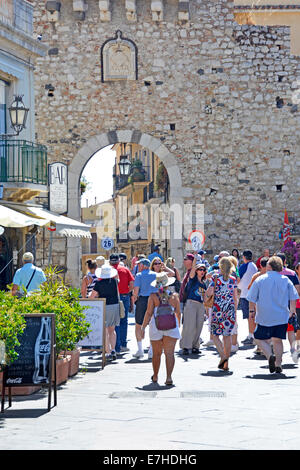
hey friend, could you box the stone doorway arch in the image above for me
[67,130,184,286]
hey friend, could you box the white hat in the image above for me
[95,265,118,279]
[150,272,175,288]
[23,252,34,262]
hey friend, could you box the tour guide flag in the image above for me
[283,209,291,245]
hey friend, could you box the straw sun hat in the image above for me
[151,272,175,288]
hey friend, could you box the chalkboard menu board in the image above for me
[5,314,55,386]
[1,314,57,413]
[77,298,106,369]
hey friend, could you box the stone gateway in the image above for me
[32,0,300,285]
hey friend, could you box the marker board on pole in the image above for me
[77,298,106,369]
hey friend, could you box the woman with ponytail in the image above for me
[141,272,181,386]
[81,259,97,298]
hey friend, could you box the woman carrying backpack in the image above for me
[141,272,181,386]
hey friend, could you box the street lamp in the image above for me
[1,95,29,138]
[118,143,131,176]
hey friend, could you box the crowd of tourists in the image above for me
[82,245,300,384]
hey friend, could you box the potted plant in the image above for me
[130,159,146,182]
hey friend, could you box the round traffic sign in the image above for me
[188,230,205,250]
[101,237,114,251]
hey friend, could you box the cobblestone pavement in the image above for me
[1,311,300,450]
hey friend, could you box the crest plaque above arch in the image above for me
[101,30,138,82]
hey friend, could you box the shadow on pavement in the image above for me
[125,358,151,364]
[136,383,175,392]
[200,370,233,377]
[1,408,50,418]
[245,373,296,380]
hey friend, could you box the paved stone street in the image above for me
[1,310,300,450]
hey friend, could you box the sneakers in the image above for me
[231,344,239,353]
[110,350,117,361]
[120,346,130,352]
[204,340,214,347]
[268,354,276,373]
[192,348,200,354]
[242,336,254,345]
[182,348,190,355]
[275,366,283,374]
[133,351,144,359]
[291,348,299,364]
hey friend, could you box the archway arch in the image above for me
[67,130,184,286]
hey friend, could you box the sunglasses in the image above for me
[154,262,162,265]
[197,268,206,272]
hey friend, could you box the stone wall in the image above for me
[32,0,300,281]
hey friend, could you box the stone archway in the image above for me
[66,130,184,286]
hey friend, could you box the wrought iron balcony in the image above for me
[0,139,47,185]
[113,165,150,192]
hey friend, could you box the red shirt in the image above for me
[112,263,134,294]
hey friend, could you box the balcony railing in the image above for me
[114,165,151,192]
[0,139,47,185]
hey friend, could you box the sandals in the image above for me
[165,379,173,386]
[151,375,158,383]
[218,358,229,371]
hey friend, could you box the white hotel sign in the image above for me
[48,162,68,214]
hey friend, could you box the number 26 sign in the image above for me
[101,237,114,251]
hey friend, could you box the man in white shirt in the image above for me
[238,249,258,344]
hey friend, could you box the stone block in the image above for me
[125,0,137,22]
[73,0,88,12]
[151,0,163,21]
[99,0,111,21]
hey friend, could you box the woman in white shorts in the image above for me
[141,272,181,386]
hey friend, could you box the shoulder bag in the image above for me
[203,275,217,309]
[16,268,37,299]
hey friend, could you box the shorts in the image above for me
[135,296,149,325]
[254,323,288,341]
[105,303,120,327]
[240,297,249,319]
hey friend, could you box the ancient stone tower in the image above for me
[32,0,300,285]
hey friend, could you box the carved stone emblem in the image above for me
[101,30,138,82]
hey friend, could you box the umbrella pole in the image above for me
[48,231,53,265]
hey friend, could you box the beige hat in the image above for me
[23,252,34,262]
[151,272,175,288]
[96,255,105,267]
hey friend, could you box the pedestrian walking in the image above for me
[180,257,207,355]
[231,249,241,267]
[109,253,135,353]
[12,252,46,297]
[228,255,240,353]
[247,256,299,373]
[166,257,181,293]
[179,253,195,304]
[96,255,105,268]
[90,264,119,361]
[277,252,300,361]
[148,245,163,263]
[255,248,270,270]
[81,259,97,298]
[141,272,181,386]
[295,262,300,353]
[238,250,258,345]
[150,257,175,277]
[205,256,238,371]
[132,258,157,359]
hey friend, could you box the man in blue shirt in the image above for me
[247,256,299,374]
[148,245,163,263]
[132,259,157,358]
[12,252,46,296]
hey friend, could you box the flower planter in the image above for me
[0,371,41,396]
[55,356,71,386]
[66,348,81,377]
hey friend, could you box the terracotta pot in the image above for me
[66,348,81,377]
[55,356,71,385]
[0,371,41,396]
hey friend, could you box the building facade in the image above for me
[0,0,48,287]
[31,0,300,286]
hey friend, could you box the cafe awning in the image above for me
[0,203,92,238]
[0,204,48,228]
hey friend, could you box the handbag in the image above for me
[155,297,177,331]
[203,276,217,308]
